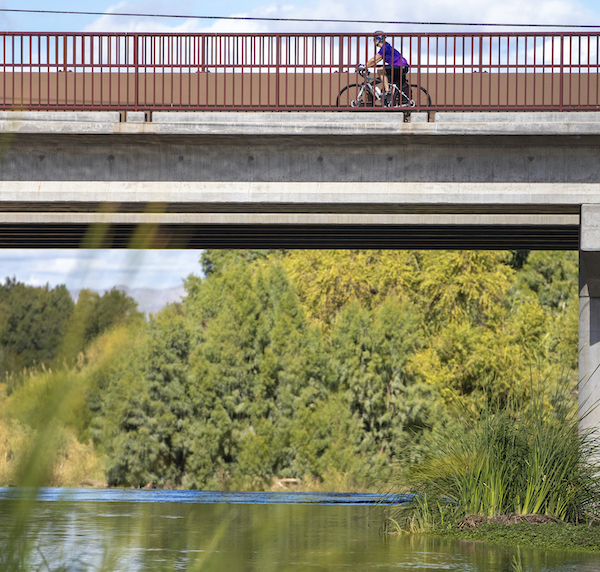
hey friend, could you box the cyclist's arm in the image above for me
[365,53,384,68]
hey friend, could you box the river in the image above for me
[0,488,599,571]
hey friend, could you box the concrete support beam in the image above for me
[579,205,600,437]
[0,182,597,210]
[0,212,579,226]
[0,111,121,123]
[4,110,600,137]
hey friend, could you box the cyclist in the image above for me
[362,31,408,107]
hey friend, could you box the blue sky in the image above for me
[1,0,599,33]
[1,0,599,291]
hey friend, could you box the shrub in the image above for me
[391,382,600,530]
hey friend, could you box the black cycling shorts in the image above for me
[385,65,409,87]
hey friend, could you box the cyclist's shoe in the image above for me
[384,91,392,107]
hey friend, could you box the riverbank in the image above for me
[432,521,600,554]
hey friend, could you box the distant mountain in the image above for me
[70,285,186,315]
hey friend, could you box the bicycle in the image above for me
[336,67,431,110]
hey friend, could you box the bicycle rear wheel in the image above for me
[337,84,374,108]
[409,85,432,109]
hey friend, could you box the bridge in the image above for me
[1,31,600,433]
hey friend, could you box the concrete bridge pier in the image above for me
[579,205,600,437]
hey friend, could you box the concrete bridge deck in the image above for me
[0,110,596,249]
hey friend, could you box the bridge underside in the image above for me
[0,221,579,250]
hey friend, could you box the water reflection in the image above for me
[0,489,599,571]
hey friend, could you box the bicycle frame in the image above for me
[356,69,404,107]
[356,70,398,105]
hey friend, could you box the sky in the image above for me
[1,0,599,33]
[0,250,202,291]
[1,0,599,291]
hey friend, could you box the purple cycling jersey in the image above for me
[378,42,408,68]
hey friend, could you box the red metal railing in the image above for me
[1,32,599,112]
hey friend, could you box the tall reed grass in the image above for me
[390,380,600,531]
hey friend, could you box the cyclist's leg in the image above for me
[382,67,392,93]
[381,67,393,106]
[401,66,410,105]
[387,66,404,107]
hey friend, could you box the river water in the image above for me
[0,488,599,571]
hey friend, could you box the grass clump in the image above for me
[389,383,600,532]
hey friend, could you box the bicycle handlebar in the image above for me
[355,67,382,83]
[357,66,385,78]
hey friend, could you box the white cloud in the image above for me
[83,1,207,33]
[0,250,202,291]
[81,0,600,37]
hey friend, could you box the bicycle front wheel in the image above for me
[336,84,373,108]
[410,85,432,109]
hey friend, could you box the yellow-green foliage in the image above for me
[49,429,105,486]
[282,250,577,413]
[0,324,143,487]
[0,416,31,485]
[281,250,418,330]
[401,251,576,410]
[0,410,104,487]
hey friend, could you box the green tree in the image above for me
[97,258,330,489]
[329,297,433,464]
[77,248,579,490]
[100,307,191,488]
[515,251,577,311]
[200,249,283,277]
[0,278,74,379]
[185,260,326,488]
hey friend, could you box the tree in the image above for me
[200,249,283,277]
[77,248,579,490]
[0,278,74,379]
[415,251,514,327]
[281,250,418,331]
[58,288,143,366]
[97,257,330,489]
[329,297,430,463]
[514,251,577,311]
[185,259,327,488]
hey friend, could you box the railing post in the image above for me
[417,35,422,113]
[275,34,280,112]
[559,33,564,112]
[134,33,139,112]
